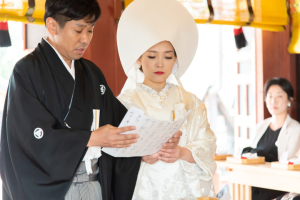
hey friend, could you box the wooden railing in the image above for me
[229,183,251,200]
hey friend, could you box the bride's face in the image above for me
[137,41,177,84]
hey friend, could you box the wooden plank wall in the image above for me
[83,0,126,96]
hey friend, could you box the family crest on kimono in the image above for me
[0,0,141,198]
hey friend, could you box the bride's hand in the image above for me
[162,131,182,149]
[142,152,160,164]
[158,146,182,163]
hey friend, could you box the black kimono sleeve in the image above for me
[112,100,141,200]
[92,66,141,200]
[0,62,91,200]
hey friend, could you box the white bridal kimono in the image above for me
[118,83,217,200]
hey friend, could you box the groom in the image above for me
[0,0,182,200]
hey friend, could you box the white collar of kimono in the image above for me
[137,82,173,106]
[135,82,177,110]
[43,37,75,80]
[117,0,198,94]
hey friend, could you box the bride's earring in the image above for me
[288,102,291,108]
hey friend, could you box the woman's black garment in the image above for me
[255,126,281,162]
[248,126,286,200]
[252,187,286,200]
[276,194,300,200]
[242,126,281,162]
[220,127,287,200]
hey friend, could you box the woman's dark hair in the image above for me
[264,77,294,100]
[139,48,177,72]
[44,0,101,28]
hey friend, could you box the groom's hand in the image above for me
[161,131,182,149]
[87,125,139,148]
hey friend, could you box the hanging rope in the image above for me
[207,0,214,23]
[246,0,255,25]
[25,0,36,23]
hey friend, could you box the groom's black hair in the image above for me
[44,0,101,28]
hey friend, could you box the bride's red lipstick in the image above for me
[154,71,164,75]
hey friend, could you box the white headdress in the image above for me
[117,0,198,94]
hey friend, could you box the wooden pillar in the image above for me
[83,0,127,96]
[297,55,300,122]
[255,26,297,122]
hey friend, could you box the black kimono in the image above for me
[0,39,141,200]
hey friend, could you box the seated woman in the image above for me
[242,77,300,200]
[116,0,217,199]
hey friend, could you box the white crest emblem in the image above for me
[34,128,44,139]
[100,85,106,95]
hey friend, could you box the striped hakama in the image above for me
[65,159,102,200]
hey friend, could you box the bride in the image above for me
[117,0,217,199]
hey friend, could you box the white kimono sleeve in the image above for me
[181,97,217,181]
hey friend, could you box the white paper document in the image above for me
[102,106,191,157]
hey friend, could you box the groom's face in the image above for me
[48,18,95,60]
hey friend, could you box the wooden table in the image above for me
[216,161,300,200]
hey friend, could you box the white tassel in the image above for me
[85,158,93,175]
[83,109,101,175]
